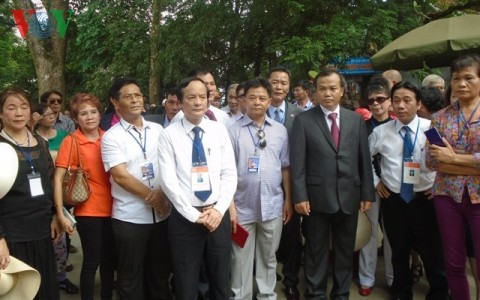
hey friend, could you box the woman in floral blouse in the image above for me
[427,54,480,300]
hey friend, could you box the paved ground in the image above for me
[61,233,477,299]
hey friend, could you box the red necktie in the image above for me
[205,109,217,121]
[328,113,339,148]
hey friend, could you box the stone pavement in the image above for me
[61,233,477,299]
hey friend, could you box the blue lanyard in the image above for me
[457,100,480,144]
[122,123,148,159]
[398,119,420,156]
[4,130,35,173]
[247,123,263,150]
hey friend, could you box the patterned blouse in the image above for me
[426,102,480,203]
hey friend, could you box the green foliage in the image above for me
[66,0,151,102]
[0,2,36,92]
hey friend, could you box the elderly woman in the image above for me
[0,87,60,300]
[54,93,115,300]
[427,54,480,300]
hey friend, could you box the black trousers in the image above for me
[303,210,357,300]
[381,191,448,300]
[277,211,303,287]
[112,218,172,300]
[168,207,231,300]
[76,217,116,300]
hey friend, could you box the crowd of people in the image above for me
[0,53,479,300]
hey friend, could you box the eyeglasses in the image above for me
[42,112,56,118]
[257,129,267,149]
[367,96,389,105]
[48,98,62,105]
[120,93,143,101]
[236,94,245,99]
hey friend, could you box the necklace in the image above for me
[1,129,29,145]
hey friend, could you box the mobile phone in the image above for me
[424,128,445,147]
[62,206,77,228]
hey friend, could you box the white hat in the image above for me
[0,256,41,300]
[354,211,372,251]
[329,211,372,251]
[0,143,19,199]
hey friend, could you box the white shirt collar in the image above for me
[319,104,340,116]
[395,115,419,134]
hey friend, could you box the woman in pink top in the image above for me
[54,93,115,300]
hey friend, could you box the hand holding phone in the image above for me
[424,128,445,147]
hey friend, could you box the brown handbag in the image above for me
[62,135,91,206]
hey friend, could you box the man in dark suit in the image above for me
[144,89,180,128]
[267,66,304,134]
[290,69,375,300]
[266,66,304,300]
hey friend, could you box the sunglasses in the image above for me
[257,129,267,149]
[48,98,62,105]
[367,96,389,105]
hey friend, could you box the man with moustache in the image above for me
[158,77,237,300]
[101,78,171,299]
[290,69,374,300]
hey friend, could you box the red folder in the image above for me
[232,223,249,248]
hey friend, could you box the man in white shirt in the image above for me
[158,77,237,300]
[101,78,171,300]
[369,81,447,300]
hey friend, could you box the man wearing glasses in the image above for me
[228,78,293,299]
[102,78,171,300]
[40,90,76,133]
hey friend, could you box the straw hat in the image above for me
[354,211,372,251]
[0,143,19,199]
[0,256,41,300]
[329,211,372,251]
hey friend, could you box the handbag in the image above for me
[62,135,91,206]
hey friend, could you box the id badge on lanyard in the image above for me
[403,159,420,184]
[140,159,155,180]
[27,172,44,197]
[191,163,211,192]
[247,154,260,173]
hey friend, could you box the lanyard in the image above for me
[4,130,35,173]
[123,124,148,159]
[457,100,480,144]
[398,119,420,157]
[247,123,262,150]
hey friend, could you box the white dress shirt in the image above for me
[101,118,167,224]
[369,116,435,193]
[158,117,237,223]
[319,104,340,131]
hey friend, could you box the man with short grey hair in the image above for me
[422,74,445,94]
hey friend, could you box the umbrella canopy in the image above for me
[371,14,480,70]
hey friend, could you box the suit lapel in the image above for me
[338,107,351,149]
[312,106,337,151]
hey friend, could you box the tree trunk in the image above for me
[12,0,68,103]
[149,0,162,107]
